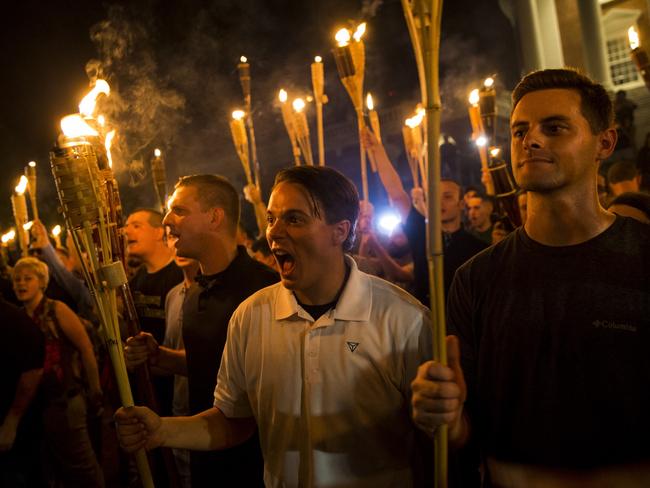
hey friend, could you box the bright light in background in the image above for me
[469,89,480,105]
[475,136,487,147]
[23,221,33,231]
[278,89,288,103]
[52,225,62,237]
[335,28,351,47]
[629,26,640,50]
[154,148,162,158]
[483,77,495,88]
[314,56,322,63]
[353,23,367,42]
[490,147,501,158]
[292,98,306,112]
[15,175,28,194]
[240,56,248,63]
[377,211,401,236]
[1,230,16,244]
[232,110,245,120]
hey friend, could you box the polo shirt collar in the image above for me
[274,255,372,323]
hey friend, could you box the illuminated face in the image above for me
[440,181,462,224]
[163,185,214,261]
[124,211,164,260]
[511,89,604,193]
[266,182,346,300]
[13,268,43,303]
[467,197,492,229]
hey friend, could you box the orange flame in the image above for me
[105,130,116,168]
[353,23,366,42]
[366,93,374,111]
[79,79,110,118]
[61,114,99,138]
[335,28,351,47]
[279,89,288,103]
[15,175,28,195]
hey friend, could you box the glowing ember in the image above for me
[469,89,480,105]
[240,56,248,63]
[314,56,322,63]
[279,89,288,103]
[1,230,15,244]
[61,114,99,138]
[154,148,162,158]
[105,130,116,168]
[484,77,495,88]
[15,175,28,195]
[23,221,33,231]
[292,98,306,112]
[490,147,501,158]
[476,136,488,147]
[629,26,640,50]
[52,225,62,237]
[232,110,245,120]
[353,22,367,42]
[335,28,351,47]
[366,93,374,111]
[79,79,110,118]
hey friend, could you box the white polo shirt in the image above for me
[213,257,432,487]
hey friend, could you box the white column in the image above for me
[514,0,545,73]
[576,0,613,87]
[537,0,565,68]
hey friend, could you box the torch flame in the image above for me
[490,147,501,158]
[469,89,480,105]
[105,130,116,168]
[629,26,640,50]
[484,77,495,89]
[240,56,248,63]
[232,110,245,120]
[23,221,33,231]
[335,28,351,47]
[79,79,110,118]
[405,116,423,129]
[52,225,62,237]
[279,89,288,103]
[1,230,15,244]
[292,98,306,112]
[366,93,374,111]
[15,175,28,195]
[98,115,106,127]
[154,148,162,158]
[476,136,488,147]
[314,55,322,63]
[353,22,367,42]
[61,114,99,137]
[28,161,36,168]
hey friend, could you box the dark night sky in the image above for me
[0,0,518,230]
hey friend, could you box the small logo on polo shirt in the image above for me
[593,320,637,332]
[346,341,359,352]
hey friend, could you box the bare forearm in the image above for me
[372,244,414,282]
[449,410,471,450]
[156,347,187,376]
[373,147,411,220]
[5,369,42,422]
[160,407,255,451]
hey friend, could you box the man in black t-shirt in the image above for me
[124,175,277,487]
[412,69,650,485]
[0,299,45,486]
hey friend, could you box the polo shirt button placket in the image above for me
[306,327,321,383]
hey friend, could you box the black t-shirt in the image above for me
[183,246,277,487]
[0,300,45,420]
[403,206,487,305]
[130,260,183,416]
[448,216,650,469]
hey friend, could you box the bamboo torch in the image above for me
[332,23,369,201]
[406,111,427,195]
[11,176,30,257]
[237,56,262,194]
[1,230,15,264]
[230,110,253,185]
[292,98,314,166]
[25,161,38,221]
[402,124,420,189]
[151,148,168,213]
[311,56,327,166]
[51,224,62,248]
[468,88,493,195]
[278,89,302,166]
[366,93,380,173]
[401,0,446,486]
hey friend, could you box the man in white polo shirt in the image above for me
[115,166,432,487]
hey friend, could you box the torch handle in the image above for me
[356,112,369,201]
[316,101,325,166]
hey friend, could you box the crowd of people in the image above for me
[1,67,649,488]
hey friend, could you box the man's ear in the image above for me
[331,220,351,247]
[596,128,618,161]
[209,207,226,229]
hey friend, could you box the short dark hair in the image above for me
[273,166,359,251]
[607,192,650,220]
[607,160,638,184]
[512,68,614,134]
[130,208,164,228]
[175,174,240,234]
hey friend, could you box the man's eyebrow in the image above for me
[511,115,571,128]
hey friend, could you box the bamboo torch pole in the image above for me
[402,0,447,486]
[237,56,262,195]
[311,56,327,166]
[292,98,314,166]
[230,110,254,186]
[11,176,30,257]
[25,161,39,221]
[278,89,302,166]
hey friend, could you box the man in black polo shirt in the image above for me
[125,175,277,487]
